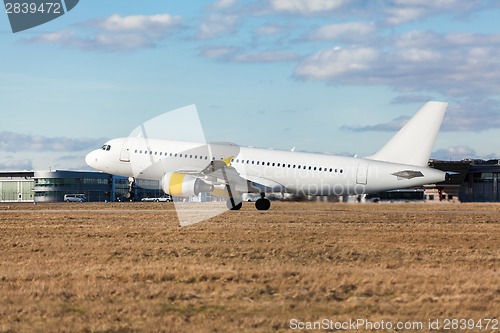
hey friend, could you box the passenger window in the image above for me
[272,163,275,166]
[252,161,255,164]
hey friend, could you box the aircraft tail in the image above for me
[367,101,448,167]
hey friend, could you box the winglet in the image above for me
[368,101,448,167]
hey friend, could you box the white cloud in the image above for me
[431,145,498,161]
[28,13,182,52]
[200,46,237,59]
[442,99,500,132]
[295,47,379,80]
[391,95,435,104]
[269,0,346,14]
[0,131,107,152]
[384,0,484,25]
[341,115,410,132]
[295,31,500,96]
[255,24,286,36]
[233,51,300,63]
[0,158,32,171]
[198,14,239,39]
[307,22,375,41]
[90,14,181,33]
[200,46,299,63]
[211,0,237,10]
[384,7,426,25]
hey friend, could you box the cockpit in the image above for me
[101,144,111,151]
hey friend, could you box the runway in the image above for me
[0,202,498,332]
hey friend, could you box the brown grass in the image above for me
[0,202,498,332]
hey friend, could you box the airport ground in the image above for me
[0,202,498,333]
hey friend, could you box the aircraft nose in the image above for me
[85,150,98,169]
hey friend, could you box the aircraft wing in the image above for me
[176,159,286,194]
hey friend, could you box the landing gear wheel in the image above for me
[125,191,134,201]
[126,177,135,201]
[255,198,271,211]
[226,199,242,210]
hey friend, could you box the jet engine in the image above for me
[161,172,213,197]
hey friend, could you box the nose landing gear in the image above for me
[125,177,135,201]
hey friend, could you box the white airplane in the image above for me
[85,102,449,210]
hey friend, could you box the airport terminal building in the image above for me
[0,170,161,203]
[1,159,500,203]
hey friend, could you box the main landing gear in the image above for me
[226,192,271,211]
[226,199,243,210]
[255,193,270,211]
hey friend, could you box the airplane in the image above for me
[85,101,449,210]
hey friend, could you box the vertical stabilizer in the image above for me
[368,101,447,167]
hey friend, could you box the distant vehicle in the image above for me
[242,193,261,202]
[64,194,87,202]
[141,195,172,202]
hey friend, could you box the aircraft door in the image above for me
[356,163,368,185]
[119,139,131,162]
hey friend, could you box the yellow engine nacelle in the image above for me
[161,172,213,197]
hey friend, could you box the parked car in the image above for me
[64,194,87,202]
[141,195,172,202]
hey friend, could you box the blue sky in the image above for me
[1,0,500,170]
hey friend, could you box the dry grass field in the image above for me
[0,202,499,332]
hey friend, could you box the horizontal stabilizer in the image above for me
[392,170,424,180]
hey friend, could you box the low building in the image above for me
[0,171,35,202]
[0,170,162,203]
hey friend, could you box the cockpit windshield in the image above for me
[101,145,111,151]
